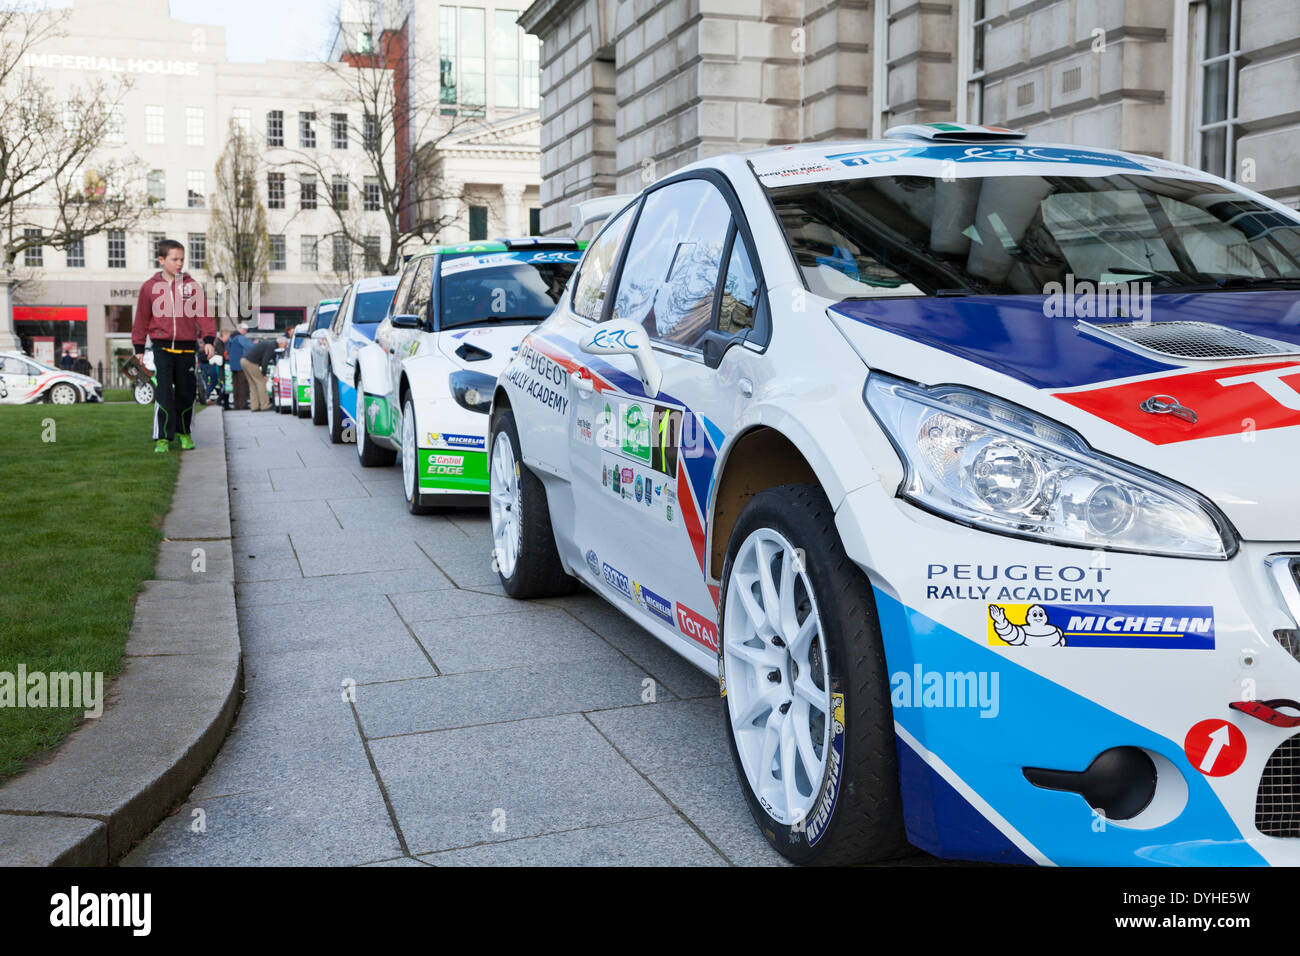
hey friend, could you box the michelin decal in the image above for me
[987,603,1215,649]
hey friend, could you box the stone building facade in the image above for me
[519,0,1300,234]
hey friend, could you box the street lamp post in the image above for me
[214,272,226,330]
[0,255,19,353]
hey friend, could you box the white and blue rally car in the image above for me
[489,123,1300,866]
[352,239,583,512]
[310,275,399,443]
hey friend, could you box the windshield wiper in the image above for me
[1150,276,1300,293]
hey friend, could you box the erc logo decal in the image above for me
[987,603,1215,649]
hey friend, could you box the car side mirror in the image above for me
[390,313,422,330]
[579,320,662,397]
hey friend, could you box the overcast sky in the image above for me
[18,0,340,63]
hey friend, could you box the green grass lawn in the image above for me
[0,403,180,781]
[102,388,134,403]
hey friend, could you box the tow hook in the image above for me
[1229,698,1300,727]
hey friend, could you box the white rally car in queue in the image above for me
[308,275,399,442]
[0,352,103,404]
[302,297,340,419]
[271,325,313,416]
[489,123,1300,866]
[352,239,584,512]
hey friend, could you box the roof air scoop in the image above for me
[884,122,1027,143]
[1078,320,1300,363]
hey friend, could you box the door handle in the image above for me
[738,377,753,397]
[574,368,594,395]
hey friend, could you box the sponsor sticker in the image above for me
[427,431,486,450]
[633,582,675,627]
[602,562,633,599]
[622,403,651,463]
[417,449,488,492]
[676,603,719,654]
[585,549,600,576]
[806,692,845,845]
[987,603,1215,649]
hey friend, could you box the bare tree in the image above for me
[208,121,269,327]
[0,5,148,271]
[276,6,472,279]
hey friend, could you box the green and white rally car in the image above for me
[352,239,584,512]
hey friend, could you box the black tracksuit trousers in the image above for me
[151,345,198,442]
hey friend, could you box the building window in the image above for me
[301,235,318,272]
[145,105,164,144]
[23,229,42,267]
[188,233,206,270]
[186,106,204,146]
[269,234,286,271]
[1196,0,1242,180]
[460,8,486,114]
[232,107,251,133]
[268,172,285,209]
[105,104,125,144]
[300,174,317,210]
[529,207,541,236]
[363,236,381,272]
[267,109,283,147]
[147,169,166,207]
[494,11,520,109]
[363,112,378,150]
[522,35,539,109]
[332,234,348,272]
[187,170,205,208]
[469,204,487,241]
[299,111,316,148]
[107,230,125,268]
[331,175,349,210]
[331,112,348,149]
[439,6,457,105]
[364,176,380,211]
[358,31,372,54]
[955,0,993,126]
[65,237,84,268]
[148,232,165,268]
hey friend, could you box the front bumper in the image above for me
[835,479,1300,866]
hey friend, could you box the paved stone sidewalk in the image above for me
[123,409,787,866]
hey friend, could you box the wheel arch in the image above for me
[706,425,822,582]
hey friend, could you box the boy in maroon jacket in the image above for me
[132,238,216,451]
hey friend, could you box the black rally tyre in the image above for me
[327,369,344,444]
[311,374,327,425]
[489,405,577,599]
[719,482,910,865]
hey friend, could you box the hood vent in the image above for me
[455,342,492,362]
[1079,320,1300,363]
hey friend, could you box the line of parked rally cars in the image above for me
[224,123,1300,868]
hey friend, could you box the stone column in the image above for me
[502,183,524,238]
[0,269,19,353]
[443,176,465,242]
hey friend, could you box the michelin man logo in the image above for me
[989,604,1066,647]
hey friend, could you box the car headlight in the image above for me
[864,373,1237,559]
[450,370,495,413]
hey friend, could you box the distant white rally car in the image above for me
[0,352,102,404]
[352,239,584,512]
[489,123,1300,867]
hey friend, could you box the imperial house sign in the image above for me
[21,53,201,76]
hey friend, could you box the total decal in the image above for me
[986,603,1215,649]
[504,343,569,415]
[804,691,845,845]
[676,602,719,654]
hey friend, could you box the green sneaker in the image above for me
[154,439,170,454]
[178,434,196,450]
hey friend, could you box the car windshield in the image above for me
[766,173,1300,298]
[312,306,338,331]
[354,289,395,323]
[439,252,581,330]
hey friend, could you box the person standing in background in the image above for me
[227,322,254,410]
[241,336,285,412]
[131,238,214,452]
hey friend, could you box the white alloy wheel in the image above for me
[135,382,154,405]
[489,430,521,579]
[723,526,832,829]
[402,399,418,501]
[355,387,366,458]
[49,383,79,405]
